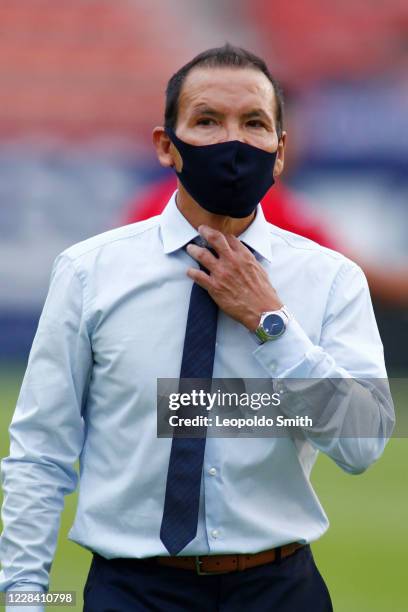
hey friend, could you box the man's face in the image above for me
[153,66,285,178]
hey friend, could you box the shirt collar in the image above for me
[160,191,199,254]
[237,203,272,262]
[160,190,272,262]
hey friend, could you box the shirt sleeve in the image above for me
[0,253,92,601]
[252,260,395,473]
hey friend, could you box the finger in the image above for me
[224,233,242,252]
[186,267,213,291]
[225,234,255,262]
[186,243,218,271]
[198,225,231,257]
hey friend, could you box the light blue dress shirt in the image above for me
[0,192,394,610]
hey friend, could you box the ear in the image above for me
[152,127,184,171]
[273,131,287,178]
[152,127,175,168]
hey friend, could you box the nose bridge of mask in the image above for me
[216,139,242,180]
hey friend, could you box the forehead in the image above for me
[178,66,277,119]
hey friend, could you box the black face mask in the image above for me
[166,128,278,218]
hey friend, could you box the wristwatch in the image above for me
[254,306,291,343]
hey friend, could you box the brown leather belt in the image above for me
[155,542,304,575]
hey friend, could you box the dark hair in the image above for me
[164,44,284,138]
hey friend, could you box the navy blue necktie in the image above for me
[160,240,218,555]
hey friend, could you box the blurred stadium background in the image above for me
[0,1,407,610]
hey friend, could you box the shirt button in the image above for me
[209,467,217,476]
[270,363,276,372]
[211,529,219,539]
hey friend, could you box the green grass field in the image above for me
[1,365,407,611]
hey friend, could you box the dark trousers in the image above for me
[83,545,333,611]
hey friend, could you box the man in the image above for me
[0,44,394,611]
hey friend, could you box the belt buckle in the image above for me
[194,556,222,576]
[195,556,211,575]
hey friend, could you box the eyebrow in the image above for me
[190,105,223,118]
[242,108,272,122]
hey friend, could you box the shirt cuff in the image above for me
[5,583,45,612]
[252,316,326,378]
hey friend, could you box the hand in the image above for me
[186,225,283,332]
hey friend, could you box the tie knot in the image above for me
[192,236,208,248]
[189,236,214,252]
[185,237,218,262]
[184,236,255,258]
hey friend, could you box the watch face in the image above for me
[263,314,285,337]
